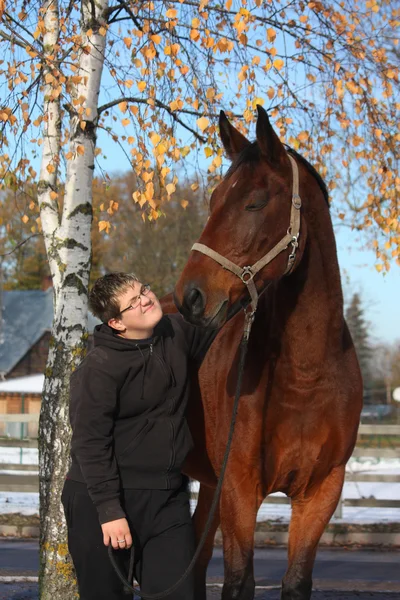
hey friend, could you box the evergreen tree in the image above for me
[346,293,372,392]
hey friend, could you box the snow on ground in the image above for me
[0,492,38,516]
[0,448,38,465]
[1,450,400,523]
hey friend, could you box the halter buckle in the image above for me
[240,266,254,283]
[292,194,302,209]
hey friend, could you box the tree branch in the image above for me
[0,234,39,258]
[98,96,208,142]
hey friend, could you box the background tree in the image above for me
[346,292,373,393]
[91,173,208,292]
[0,0,398,597]
[0,188,50,289]
[370,341,400,405]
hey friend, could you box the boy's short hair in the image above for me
[89,272,139,323]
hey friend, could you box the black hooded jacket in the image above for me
[67,313,217,524]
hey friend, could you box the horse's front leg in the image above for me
[220,476,262,600]
[282,465,345,600]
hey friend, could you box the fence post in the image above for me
[20,394,25,465]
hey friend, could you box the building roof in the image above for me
[0,289,100,377]
[0,373,44,393]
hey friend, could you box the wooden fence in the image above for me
[0,417,399,511]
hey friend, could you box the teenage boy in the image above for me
[62,272,220,600]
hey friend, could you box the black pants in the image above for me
[61,478,195,600]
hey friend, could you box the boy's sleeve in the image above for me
[69,365,125,524]
[171,302,243,363]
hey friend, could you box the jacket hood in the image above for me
[93,321,175,399]
[94,323,157,350]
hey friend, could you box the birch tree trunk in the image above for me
[38,1,108,597]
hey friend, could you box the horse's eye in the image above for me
[245,201,268,211]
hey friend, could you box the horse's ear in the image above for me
[219,110,251,160]
[256,105,286,164]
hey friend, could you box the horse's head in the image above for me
[174,105,308,328]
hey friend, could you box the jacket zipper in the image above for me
[153,347,171,382]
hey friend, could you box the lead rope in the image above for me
[108,310,254,599]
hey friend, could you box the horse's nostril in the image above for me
[184,287,205,317]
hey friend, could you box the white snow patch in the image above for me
[0,448,38,465]
[0,492,39,515]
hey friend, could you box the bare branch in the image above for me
[0,234,39,258]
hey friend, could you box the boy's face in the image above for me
[108,281,163,339]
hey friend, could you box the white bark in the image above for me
[37,0,61,292]
[39,1,109,598]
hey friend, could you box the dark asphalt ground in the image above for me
[0,541,399,599]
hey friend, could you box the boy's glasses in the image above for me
[118,284,151,316]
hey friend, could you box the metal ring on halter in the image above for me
[292,194,302,209]
[291,235,299,248]
[240,266,254,283]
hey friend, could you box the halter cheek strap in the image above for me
[191,154,302,339]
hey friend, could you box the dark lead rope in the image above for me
[108,330,251,599]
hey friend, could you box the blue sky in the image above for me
[335,227,399,347]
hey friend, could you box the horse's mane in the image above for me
[224,142,330,209]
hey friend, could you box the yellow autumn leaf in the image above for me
[252,97,264,109]
[267,87,275,99]
[191,182,199,191]
[121,118,131,127]
[151,34,161,44]
[142,171,153,183]
[99,220,111,233]
[50,191,58,200]
[46,164,55,173]
[118,101,128,113]
[156,143,167,156]
[267,28,276,42]
[166,183,176,196]
[375,263,383,272]
[204,147,213,158]
[150,132,161,145]
[123,37,132,49]
[166,8,177,18]
[137,81,147,92]
[297,131,309,142]
[273,59,284,70]
[213,155,222,167]
[127,136,135,144]
[181,200,189,209]
[22,215,29,223]
[196,117,209,132]
[76,145,85,156]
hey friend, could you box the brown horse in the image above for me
[168,106,363,600]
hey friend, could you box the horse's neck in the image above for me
[270,202,344,360]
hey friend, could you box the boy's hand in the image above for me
[101,518,133,549]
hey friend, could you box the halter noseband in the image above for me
[191,154,302,339]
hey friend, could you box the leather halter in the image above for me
[191,154,302,339]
